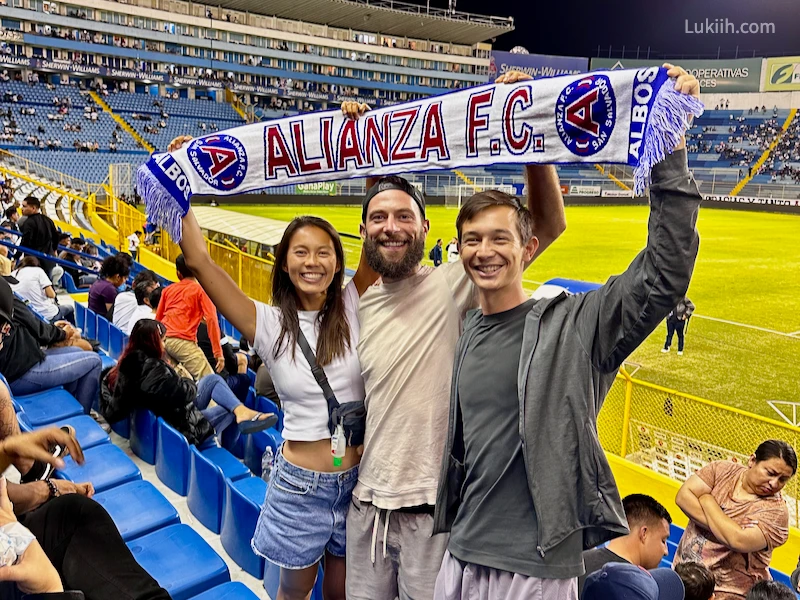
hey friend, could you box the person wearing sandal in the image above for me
[99,319,276,447]
[170,176,375,600]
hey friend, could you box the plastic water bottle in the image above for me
[261,446,274,482]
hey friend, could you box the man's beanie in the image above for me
[362,176,426,223]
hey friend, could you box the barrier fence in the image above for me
[600,368,800,527]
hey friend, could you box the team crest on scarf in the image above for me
[555,74,617,156]
[187,134,248,190]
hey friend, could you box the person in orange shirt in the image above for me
[155,254,223,380]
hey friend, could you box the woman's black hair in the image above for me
[754,440,798,475]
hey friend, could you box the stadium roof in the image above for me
[192,205,289,247]
[219,0,514,45]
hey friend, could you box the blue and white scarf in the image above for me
[139,67,703,241]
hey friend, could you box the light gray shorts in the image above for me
[434,550,578,600]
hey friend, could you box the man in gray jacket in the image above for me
[432,64,702,600]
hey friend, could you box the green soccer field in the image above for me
[223,204,800,418]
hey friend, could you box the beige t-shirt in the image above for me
[674,461,789,600]
[354,262,477,509]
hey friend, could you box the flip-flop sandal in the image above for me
[237,413,278,435]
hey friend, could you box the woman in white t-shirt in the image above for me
[11,256,74,324]
[177,208,375,600]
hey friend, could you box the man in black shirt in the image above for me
[19,196,59,276]
[579,494,673,596]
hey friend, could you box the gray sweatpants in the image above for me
[346,497,449,600]
[434,551,578,600]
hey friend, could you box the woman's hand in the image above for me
[167,135,193,152]
[0,429,84,473]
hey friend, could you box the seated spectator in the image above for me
[111,269,158,331]
[675,440,796,600]
[746,581,796,600]
[10,257,74,324]
[1,206,19,232]
[0,394,171,599]
[582,562,685,600]
[674,562,715,600]
[87,254,130,319]
[125,279,160,335]
[59,238,96,288]
[0,277,101,413]
[100,320,276,445]
[0,247,10,277]
[579,494,673,595]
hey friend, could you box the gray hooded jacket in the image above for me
[433,149,702,557]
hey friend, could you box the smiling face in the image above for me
[282,225,340,310]
[459,205,538,295]
[744,456,795,497]
[361,189,429,282]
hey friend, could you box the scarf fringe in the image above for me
[633,81,705,195]
[136,163,185,243]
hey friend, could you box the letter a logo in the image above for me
[199,145,237,177]
[565,88,599,136]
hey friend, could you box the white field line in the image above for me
[692,314,800,339]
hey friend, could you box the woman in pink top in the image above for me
[675,440,797,600]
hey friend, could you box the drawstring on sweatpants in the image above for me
[369,508,392,564]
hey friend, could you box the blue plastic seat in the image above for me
[96,315,110,352]
[220,476,268,578]
[93,480,180,541]
[128,524,229,600]
[187,445,249,533]
[109,325,125,360]
[75,302,86,331]
[131,409,158,465]
[255,395,283,432]
[187,582,260,600]
[155,418,226,496]
[84,309,97,340]
[55,443,142,493]
[14,388,84,426]
[244,428,282,477]
[61,271,81,293]
[111,415,131,439]
[36,414,110,450]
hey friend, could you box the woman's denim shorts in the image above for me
[252,446,359,569]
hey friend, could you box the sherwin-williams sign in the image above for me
[488,52,588,81]
[590,58,761,92]
[764,57,800,91]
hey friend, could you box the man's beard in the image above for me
[364,233,426,280]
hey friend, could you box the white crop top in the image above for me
[252,280,365,442]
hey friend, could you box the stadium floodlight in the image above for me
[510,46,529,54]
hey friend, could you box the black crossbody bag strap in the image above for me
[296,328,340,411]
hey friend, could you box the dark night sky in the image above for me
[440,0,800,59]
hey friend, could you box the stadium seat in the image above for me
[187,445,250,533]
[220,476,268,578]
[75,302,86,331]
[127,524,230,600]
[109,325,125,360]
[187,582,260,600]
[61,271,81,294]
[31,414,110,450]
[55,443,142,493]
[111,415,131,439]
[96,315,110,351]
[155,417,241,496]
[12,387,84,426]
[84,309,97,341]
[244,427,282,477]
[220,420,246,459]
[130,409,159,465]
[93,480,180,542]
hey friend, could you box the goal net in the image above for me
[444,184,516,209]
